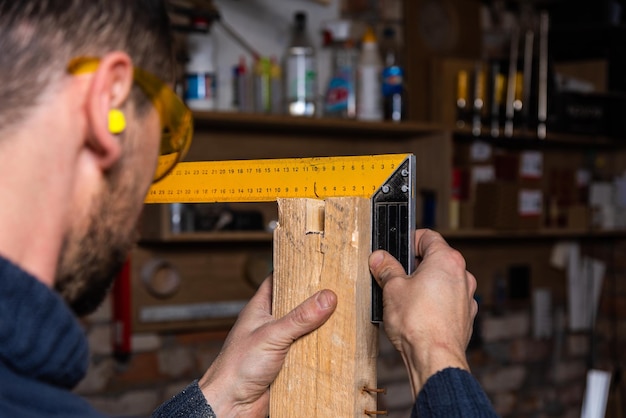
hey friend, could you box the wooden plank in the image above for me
[430,57,476,128]
[191,111,443,139]
[270,197,379,417]
[413,130,452,230]
[404,0,482,122]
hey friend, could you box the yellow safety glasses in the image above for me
[67,57,193,183]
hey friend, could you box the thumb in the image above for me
[272,290,337,343]
[369,250,408,288]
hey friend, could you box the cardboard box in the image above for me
[549,169,578,206]
[459,201,474,229]
[474,182,518,229]
[474,182,543,230]
[454,140,494,166]
[494,150,543,187]
[567,205,590,230]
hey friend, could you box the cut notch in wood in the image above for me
[305,199,325,234]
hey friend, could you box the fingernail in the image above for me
[316,290,334,310]
[369,251,384,269]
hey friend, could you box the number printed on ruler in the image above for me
[145,154,409,204]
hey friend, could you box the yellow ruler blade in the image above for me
[145,154,410,204]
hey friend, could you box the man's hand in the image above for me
[369,229,478,397]
[198,276,337,418]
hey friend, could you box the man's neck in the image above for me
[0,119,79,287]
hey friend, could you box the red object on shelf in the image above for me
[112,258,132,361]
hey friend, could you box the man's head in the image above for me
[0,0,175,128]
[0,0,177,315]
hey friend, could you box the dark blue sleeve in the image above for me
[411,368,499,417]
[152,380,216,418]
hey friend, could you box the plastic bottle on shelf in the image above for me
[380,26,405,122]
[185,17,217,111]
[284,11,317,117]
[232,56,253,113]
[270,56,283,115]
[254,57,271,113]
[357,27,383,121]
[323,20,357,118]
[231,57,242,111]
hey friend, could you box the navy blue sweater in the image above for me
[413,368,499,417]
[0,256,106,417]
[1,255,497,417]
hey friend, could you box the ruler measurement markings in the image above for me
[146,154,407,204]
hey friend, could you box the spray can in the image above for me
[185,17,217,111]
[380,27,405,122]
[284,11,317,116]
[323,20,357,118]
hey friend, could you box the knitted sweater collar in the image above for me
[0,256,89,388]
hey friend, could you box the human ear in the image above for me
[84,52,134,171]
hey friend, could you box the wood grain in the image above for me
[270,197,379,417]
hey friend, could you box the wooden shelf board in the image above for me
[192,111,445,139]
[453,128,623,150]
[140,231,273,244]
[442,228,626,240]
[139,228,626,244]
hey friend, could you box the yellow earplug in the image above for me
[108,109,126,134]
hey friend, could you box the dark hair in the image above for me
[0,0,175,128]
